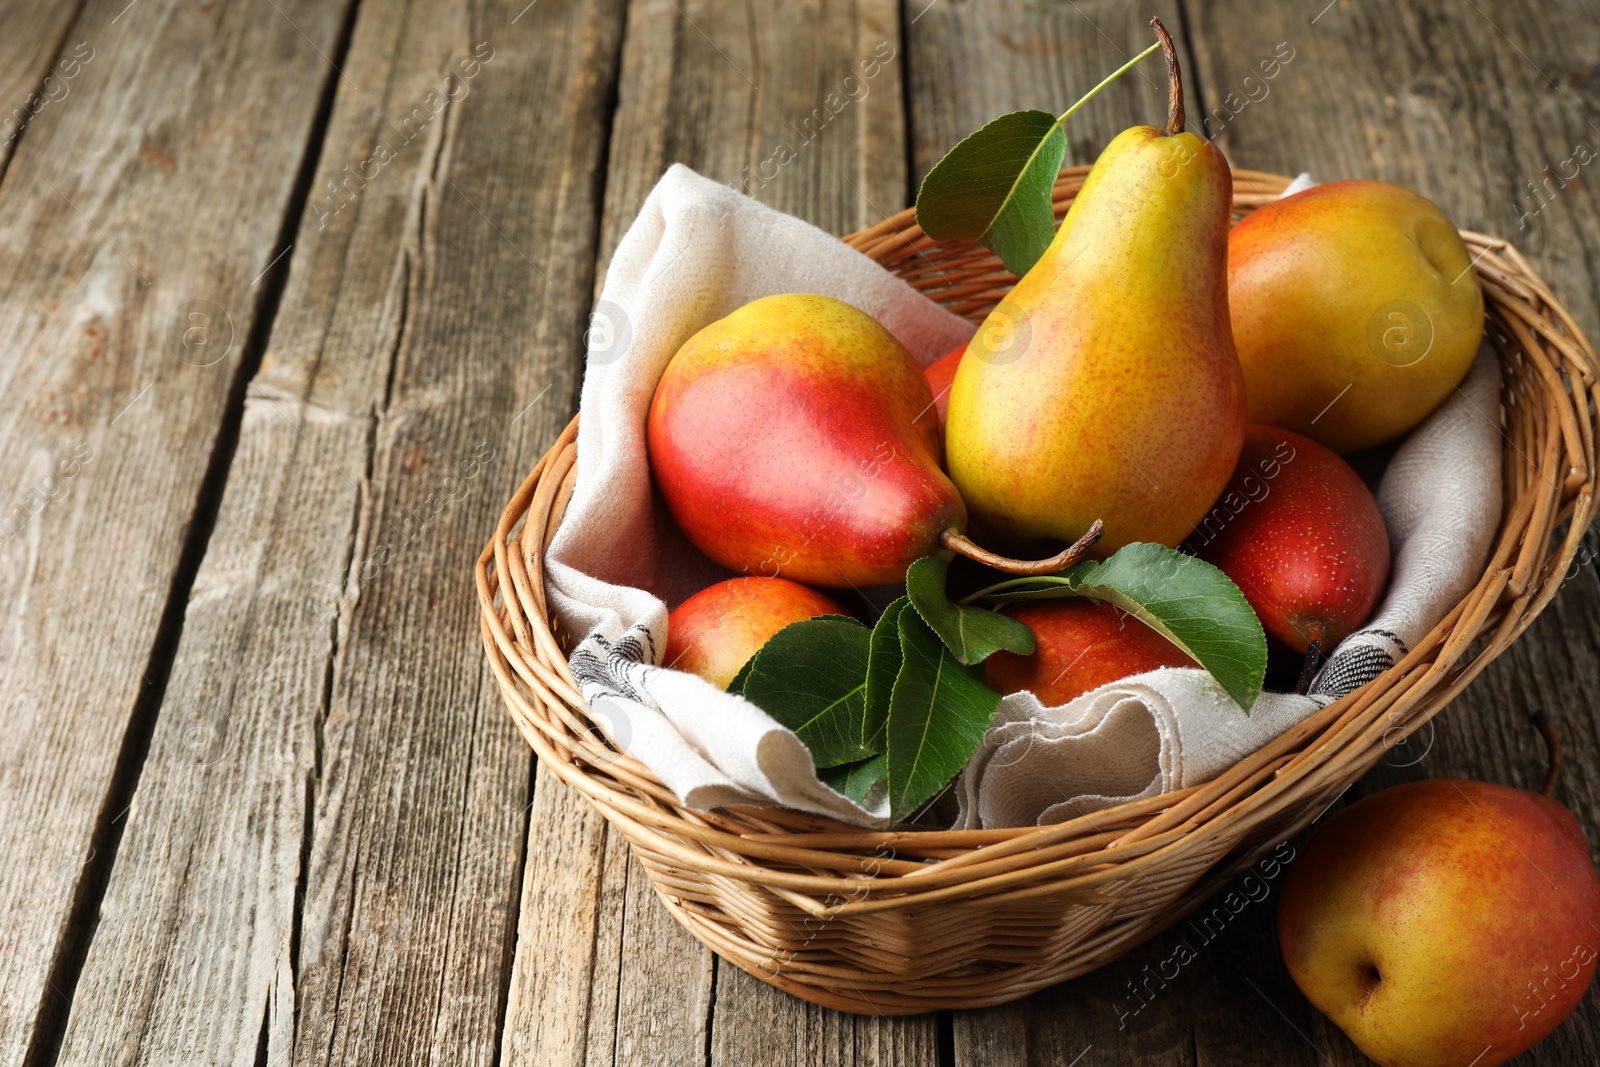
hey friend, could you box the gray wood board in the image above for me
[0,0,357,1061]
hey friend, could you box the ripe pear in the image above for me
[923,342,966,436]
[985,598,1196,706]
[650,294,1098,586]
[1279,779,1600,1067]
[1189,426,1390,662]
[945,30,1245,555]
[666,577,849,689]
[1229,180,1485,453]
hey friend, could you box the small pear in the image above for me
[986,599,1195,706]
[945,22,1245,555]
[666,577,849,689]
[1228,180,1485,453]
[1189,426,1390,661]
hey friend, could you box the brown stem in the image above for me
[1294,620,1326,695]
[941,520,1103,577]
[1149,17,1185,136]
[1530,709,1564,797]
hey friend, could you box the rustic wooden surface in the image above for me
[1,1,1597,1065]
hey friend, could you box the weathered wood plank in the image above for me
[0,0,357,1061]
[275,2,629,1067]
[499,0,937,1064]
[0,0,88,178]
[41,1,538,1064]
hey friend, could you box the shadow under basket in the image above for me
[477,167,1600,1015]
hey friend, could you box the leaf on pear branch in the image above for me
[885,610,1002,823]
[905,556,1035,665]
[864,598,908,751]
[978,542,1267,711]
[915,109,1066,276]
[740,617,874,769]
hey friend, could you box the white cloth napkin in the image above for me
[544,165,1503,830]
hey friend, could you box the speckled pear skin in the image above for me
[945,124,1246,555]
[1228,180,1485,454]
[1190,425,1390,652]
[665,577,850,690]
[647,294,964,587]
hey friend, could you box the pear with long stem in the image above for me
[944,18,1246,559]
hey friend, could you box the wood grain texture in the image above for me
[280,2,628,1067]
[500,0,937,1064]
[595,0,909,270]
[709,963,938,1066]
[0,0,88,178]
[0,0,355,1061]
[43,0,522,1064]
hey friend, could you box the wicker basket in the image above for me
[478,167,1599,1015]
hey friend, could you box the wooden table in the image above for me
[2,1,1597,1063]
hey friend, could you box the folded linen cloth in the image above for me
[543,165,1502,829]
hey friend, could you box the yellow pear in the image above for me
[1228,180,1485,453]
[945,25,1245,554]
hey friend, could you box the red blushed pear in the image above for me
[1190,425,1389,680]
[648,294,1101,587]
[923,342,966,436]
[665,577,848,690]
[986,599,1196,706]
[1278,778,1600,1067]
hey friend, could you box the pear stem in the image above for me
[1294,620,1326,695]
[1149,17,1185,135]
[1530,709,1564,797]
[1054,42,1162,128]
[941,520,1104,577]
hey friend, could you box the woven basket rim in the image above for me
[477,165,1600,1013]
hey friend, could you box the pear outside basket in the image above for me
[477,167,1600,1015]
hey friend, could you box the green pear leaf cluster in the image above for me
[974,542,1268,710]
[737,588,1007,822]
[736,616,874,769]
[734,541,1263,824]
[882,607,1001,820]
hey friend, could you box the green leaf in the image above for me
[725,655,756,696]
[819,753,887,806]
[864,598,908,751]
[980,542,1267,711]
[915,109,1066,276]
[885,611,1002,823]
[905,556,1035,665]
[733,612,857,697]
[740,617,873,769]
